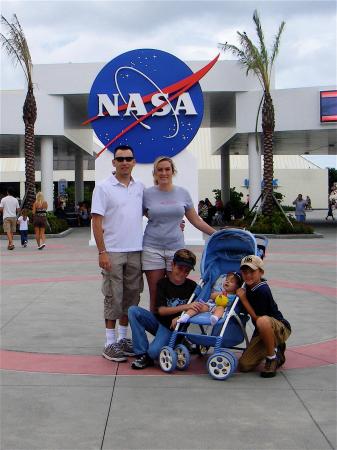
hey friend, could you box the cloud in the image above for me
[1,0,336,89]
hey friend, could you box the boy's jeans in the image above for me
[128,305,172,360]
[20,230,28,245]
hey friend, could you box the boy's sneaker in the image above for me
[131,353,154,370]
[23,241,27,248]
[118,338,135,356]
[182,337,198,355]
[260,357,278,378]
[276,343,286,367]
[102,343,127,362]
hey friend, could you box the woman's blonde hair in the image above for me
[152,156,177,185]
[36,191,45,204]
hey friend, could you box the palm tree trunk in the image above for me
[262,92,275,217]
[23,86,37,210]
[262,131,274,215]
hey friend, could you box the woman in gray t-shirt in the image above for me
[142,156,216,312]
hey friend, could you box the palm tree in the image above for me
[1,14,37,209]
[219,10,285,217]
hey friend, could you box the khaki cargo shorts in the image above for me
[239,316,291,372]
[102,251,143,321]
[3,217,17,233]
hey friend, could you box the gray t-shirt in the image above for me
[143,185,194,250]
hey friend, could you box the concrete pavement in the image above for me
[0,214,336,450]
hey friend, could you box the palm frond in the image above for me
[270,21,285,69]
[237,31,269,90]
[0,33,29,81]
[0,14,33,84]
[253,10,268,72]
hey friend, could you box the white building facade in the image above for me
[1,59,336,213]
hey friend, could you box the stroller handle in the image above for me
[254,234,269,259]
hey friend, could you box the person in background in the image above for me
[204,198,215,225]
[142,156,216,312]
[78,202,91,226]
[326,199,335,221]
[32,192,48,250]
[305,196,312,210]
[0,187,20,250]
[292,194,307,222]
[17,209,29,247]
[198,200,208,220]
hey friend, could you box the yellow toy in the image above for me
[215,294,228,307]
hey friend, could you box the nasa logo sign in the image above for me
[85,49,218,163]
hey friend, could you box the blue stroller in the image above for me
[158,228,268,380]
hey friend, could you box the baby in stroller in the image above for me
[176,272,243,326]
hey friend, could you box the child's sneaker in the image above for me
[102,343,127,362]
[118,338,135,356]
[260,357,278,378]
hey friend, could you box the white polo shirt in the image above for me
[91,174,144,252]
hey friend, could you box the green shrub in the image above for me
[246,211,314,234]
[46,212,68,233]
[234,211,314,234]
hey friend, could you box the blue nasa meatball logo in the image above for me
[86,49,218,163]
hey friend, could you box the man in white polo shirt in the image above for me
[91,145,144,362]
[0,187,20,250]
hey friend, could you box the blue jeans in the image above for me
[128,305,172,360]
[20,230,28,245]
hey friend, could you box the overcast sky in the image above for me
[1,0,336,167]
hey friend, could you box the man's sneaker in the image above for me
[131,353,154,370]
[23,241,27,248]
[118,338,135,356]
[102,343,127,362]
[276,343,286,368]
[260,357,278,378]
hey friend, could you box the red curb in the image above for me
[1,339,336,376]
[0,351,117,376]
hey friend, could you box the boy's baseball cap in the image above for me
[173,251,196,270]
[240,255,264,271]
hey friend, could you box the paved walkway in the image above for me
[1,215,336,449]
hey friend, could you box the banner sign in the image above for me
[320,90,337,123]
[85,49,218,163]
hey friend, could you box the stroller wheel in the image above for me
[197,345,210,356]
[174,344,190,370]
[207,352,233,380]
[159,346,177,372]
[221,350,238,373]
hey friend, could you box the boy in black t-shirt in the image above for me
[237,255,291,378]
[128,249,199,369]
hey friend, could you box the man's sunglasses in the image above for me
[114,156,134,162]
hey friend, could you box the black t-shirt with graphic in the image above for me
[155,277,197,329]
